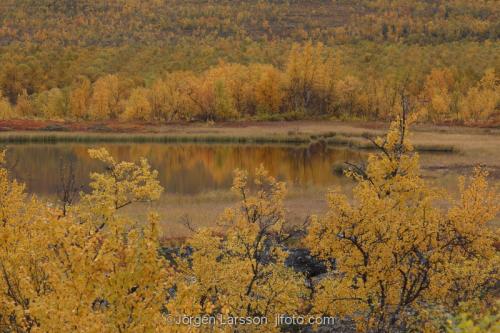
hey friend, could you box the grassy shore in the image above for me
[0,131,311,145]
[2,120,499,168]
[0,121,496,163]
[0,123,459,153]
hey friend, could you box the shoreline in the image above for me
[1,120,499,177]
[1,119,496,152]
[1,119,498,134]
[0,129,457,153]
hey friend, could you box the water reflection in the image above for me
[5,143,366,196]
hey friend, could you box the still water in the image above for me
[5,143,366,196]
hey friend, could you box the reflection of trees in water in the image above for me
[5,143,366,196]
[5,145,97,195]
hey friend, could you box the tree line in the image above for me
[1,43,498,124]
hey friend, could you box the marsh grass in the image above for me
[414,144,456,153]
[0,131,457,153]
[0,132,311,145]
[325,134,456,153]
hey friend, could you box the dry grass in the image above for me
[119,186,332,239]
[0,120,484,156]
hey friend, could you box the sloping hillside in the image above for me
[0,0,497,46]
[0,1,498,125]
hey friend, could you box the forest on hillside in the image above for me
[0,0,498,124]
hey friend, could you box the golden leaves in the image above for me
[0,148,169,332]
[306,118,499,331]
[168,165,306,332]
[0,122,498,332]
[84,147,163,214]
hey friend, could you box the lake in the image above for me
[5,143,366,196]
[3,142,476,237]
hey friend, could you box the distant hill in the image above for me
[0,0,497,46]
[0,1,498,125]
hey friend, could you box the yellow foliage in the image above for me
[14,90,35,118]
[447,301,500,333]
[121,87,152,121]
[0,117,498,332]
[286,42,338,113]
[0,92,14,119]
[70,76,92,120]
[306,114,499,332]
[168,166,307,332]
[254,65,285,114]
[421,68,456,122]
[3,41,497,125]
[459,68,499,123]
[39,88,68,119]
[150,72,199,121]
[90,75,122,120]
[0,148,170,332]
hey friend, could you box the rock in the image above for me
[160,246,334,279]
[285,248,335,278]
